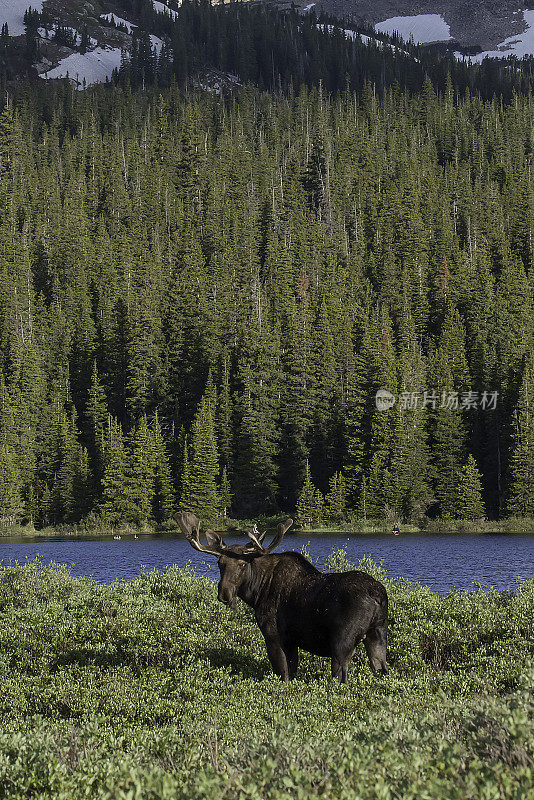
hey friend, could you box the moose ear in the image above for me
[205,529,225,550]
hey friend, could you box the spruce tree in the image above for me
[219,467,232,518]
[296,460,317,527]
[100,417,131,524]
[325,472,347,521]
[180,392,220,524]
[151,411,174,522]
[506,354,534,516]
[87,361,108,483]
[456,455,485,520]
[128,415,157,524]
[0,443,22,523]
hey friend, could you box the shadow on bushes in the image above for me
[201,645,270,679]
[419,634,466,670]
[48,639,147,672]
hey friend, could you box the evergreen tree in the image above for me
[87,361,108,479]
[0,443,22,523]
[128,415,157,524]
[506,354,534,516]
[456,455,485,520]
[233,361,279,516]
[0,67,534,528]
[325,472,347,521]
[219,467,232,518]
[151,411,174,522]
[180,392,220,523]
[100,417,131,523]
[296,460,317,527]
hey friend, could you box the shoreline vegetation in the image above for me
[1,515,534,538]
[0,556,532,799]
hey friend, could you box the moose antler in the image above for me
[245,519,293,554]
[174,511,226,556]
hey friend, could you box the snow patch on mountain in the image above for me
[42,47,123,86]
[99,13,163,52]
[1,0,43,37]
[466,10,534,61]
[150,34,164,54]
[375,14,451,45]
[152,1,179,20]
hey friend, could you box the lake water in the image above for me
[0,532,533,593]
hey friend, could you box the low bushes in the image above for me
[0,556,532,799]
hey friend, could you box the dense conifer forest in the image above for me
[1,2,534,528]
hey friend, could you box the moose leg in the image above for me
[331,649,354,683]
[284,644,299,680]
[258,622,290,681]
[264,636,290,681]
[364,625,388,675]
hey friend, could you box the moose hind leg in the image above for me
[331,645,355,683]
[364,626,388,675]
[284,644,299,680]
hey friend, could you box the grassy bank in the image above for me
[303,516,534,534]
[2,514,534,539]
[0,555,532,799]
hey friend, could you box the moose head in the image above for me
[174,511,293,609]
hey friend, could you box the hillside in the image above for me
[4,0,534,92]
[1,72,534,526]
[0,0,174,85]
[290,0,534,54]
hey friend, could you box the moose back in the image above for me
[176,511,388,682]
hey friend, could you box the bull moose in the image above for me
[175,511,388,682]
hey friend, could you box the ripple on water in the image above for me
[0,532,532,592]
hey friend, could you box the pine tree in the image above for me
[312,488,325,526]
[325,472,347,521]
[296,460,317,527]
[343,327,371,507]
[100,417,132,523]
[363,310,397,517]
[52,409,85,521]
[87,361,108,482]
[151,411,174,522]
[456,455,485,520]
[506,354,534,516]
[219,467,232,518]
[128,415,157,524]
[233,360,279,516]
[180,392,220,524]
[0,443,22,523]
[389,317,431,522]
[80,25,89,54]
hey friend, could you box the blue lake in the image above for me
[0,532,533,593]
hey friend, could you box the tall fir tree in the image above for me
[506,354,534,516]
[180,391,220,523]
[456,455,486,520]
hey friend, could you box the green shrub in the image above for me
[0,557,532,799]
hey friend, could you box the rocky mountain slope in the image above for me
[0,0,175,85]
[2,0,534,89]
[289,0,534,55]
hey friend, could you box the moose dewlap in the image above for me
[175,511,388,682]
